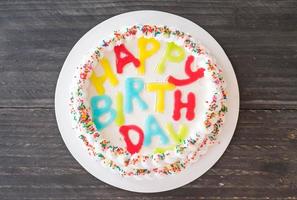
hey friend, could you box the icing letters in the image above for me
[87,35,206,153]
[138,37,160,74]
[144,115,169,146]
[90,95,116,131]
[90,57,119,95]
[154,124,188,153]
[119,125,144,154]
[146,82,175,113]
[157,42,185,74]
[166,123,189,143]
[168,55,205,86]
[125,77,148,113]
[115,92,125,126]
[154,145,175,154]
[114,44,140,74]
[173,90,196,121]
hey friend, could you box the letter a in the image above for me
[144,115,169,146]
[114,44,140,74]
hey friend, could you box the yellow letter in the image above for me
[138,37,160,74]
[166,123,188,144]
[157,42,185,74]
[154,145,175,154]
[115,92,125,126]
[146,83,175,113]
[153,124,189,153]
[90,57,119,95]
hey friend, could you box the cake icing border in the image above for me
[69,24,228,177]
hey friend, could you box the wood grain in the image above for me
[0,109,296,199]
[0,0,297,199]
[0,0,296,109]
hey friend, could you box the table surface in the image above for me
[0,0,297,199]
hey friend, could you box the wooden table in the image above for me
[0,0,297,199]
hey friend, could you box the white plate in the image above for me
[55,10,239,193]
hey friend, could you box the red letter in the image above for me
[173,90,196,121]
[114,44,140,74]
[119,125,144,154]
[168,55,205,86]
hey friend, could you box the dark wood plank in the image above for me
[0,108,296,199]
[0,0,297,109]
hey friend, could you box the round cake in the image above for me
[70,25,227,178]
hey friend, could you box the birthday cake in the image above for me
[70,25,227,178]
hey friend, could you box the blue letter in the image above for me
[90,95,116,131]
[144,115,169,146]
[125,77,148,113]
